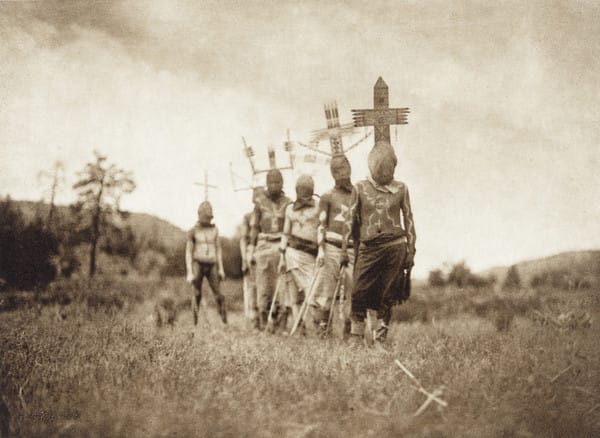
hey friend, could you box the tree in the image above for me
[502,264,521,290]
[37,160,65,228]
[37,161,86,278]
[73,151,135,279]
[428,269,446,288]
[447,261,472,288]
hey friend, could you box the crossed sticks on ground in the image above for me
[395,359,448,417]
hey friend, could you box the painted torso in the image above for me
[321,187,353,238]
[188,224,218,263]
[355,179,410,242]
[285,201,320,243]
[255,194,291,236]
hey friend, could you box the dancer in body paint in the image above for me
[342,141,416,343]
[310,154,355,338]
[186,201,228,325]
[248,170,291,329]
[278,175,320,332]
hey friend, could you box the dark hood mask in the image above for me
[330,154,353,192]
[197,201,214,225]
[266,169,283,200]
[294,174,315,210]
[368,141,397,186]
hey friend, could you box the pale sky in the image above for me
[1,0,599,277]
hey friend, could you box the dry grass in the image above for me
[1,278,599,437]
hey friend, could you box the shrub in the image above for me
[438,261,495,289]
[221,236,242,279]
[428,269,446,288]
[447,261,471,288]
[503,265,522,290]
[160,240,186,278]
[0,197,59,290]
[530,269,591,290]
[467,273,495,288]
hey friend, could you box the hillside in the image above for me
[482,250,600,288]
[13,200,186,253]
[122,211,186,252]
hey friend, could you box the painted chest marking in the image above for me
[363,187,401,235]
[333,203,349,223]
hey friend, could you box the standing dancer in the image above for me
[310,154,355,337]
[342,140,416,343]
[343,77,415,344]
[278,175,320,333]
[249,170,291,329]
[186,201,228,325]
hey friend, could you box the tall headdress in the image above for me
[351,77,410,185]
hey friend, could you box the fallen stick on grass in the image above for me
[395,359,448,414]
[414,387,445,417]
[408,384,447,408]
[18,384,29,414]
[587,404,600,415]
[550,364,573,383]
[395,359,420,386]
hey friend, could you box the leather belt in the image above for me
[258,233,281,242]
[361,235,406,248]
[287,235,318,256]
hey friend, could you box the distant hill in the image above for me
[482,250,600,288]
[122,211,187,253]
[13,200,186,253]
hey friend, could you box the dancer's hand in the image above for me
[340,252,350,267]
[316,248,325,267]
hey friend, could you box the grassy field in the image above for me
[1,278,599,437]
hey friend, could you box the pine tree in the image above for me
[73,151,135,279]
